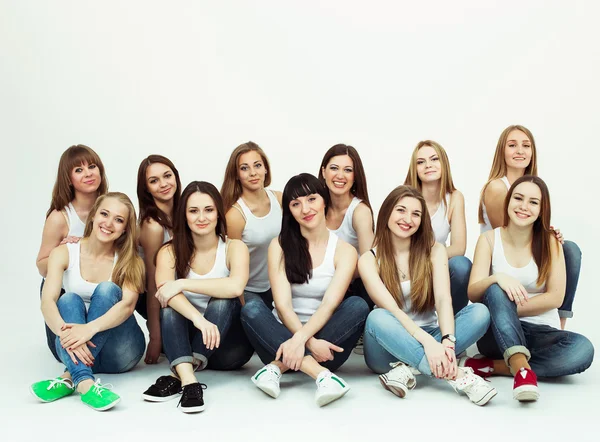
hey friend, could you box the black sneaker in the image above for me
[178,383,207,413]
[142,376,182,402]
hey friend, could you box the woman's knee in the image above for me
[464,303,491,328]
[91,281,122,304]
[570,334,594,373]
[343,296,370,321]
[240,298,268,324]
[563,240,582,265]
[482,284,511,308]
[56,292,85,309]
[449,256,472,279]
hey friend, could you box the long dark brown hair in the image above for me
[318,144,373,215]
[503,175,555,285]
[170,181,227,278]
[373,185,435,313]
[47,145,108,217]
[280,173,330,284]
[136,155,182,230]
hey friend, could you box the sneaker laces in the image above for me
[178,383,207,407]
[266,364,281,380]
[47,378,73,390]
[316,370,333,388]
[90,378,114,397]
[388,361,416,384]
[454,368,489,393]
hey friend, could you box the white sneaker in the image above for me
[314,370,350,407]
[353,333,364,355]
[378,361,417,398]
[251,364,281,398]
[448,367,497,406]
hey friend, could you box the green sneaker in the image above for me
[30,377,75,402]
[80,379,121,411]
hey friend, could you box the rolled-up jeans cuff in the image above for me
[170,355,204,375]
[503,345,531,368]
[558,309,573,319]
[192,353,209,371]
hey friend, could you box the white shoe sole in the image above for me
[379,375,409,398]
[84,397,121,411]
[471,388,498,406]
[141,392,181,402]
[514,385,539,402]
[251,376,280,398]
[315,387,350,407]
[180,404,206,413]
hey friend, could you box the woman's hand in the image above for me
[192,316,220,350]
[144,338,162,364]
[155,280,184,308]
[67,342,97,366]
[423,339,449,378]
[307,338,343,363]
[496,273,529,306]
[550,226,565,245]
[59,236,81,245]
[276,335,306,371]
[442,342,458,380]
[60,323,95,350]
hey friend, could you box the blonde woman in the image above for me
[36,145,108,361]
[467,176,593,401]
[360,186,496,406]
[404,140,469,314]
[221,142,282,307]
[30,193,146,411]
[478,125,581,328]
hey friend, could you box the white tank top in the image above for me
[273,232,338,324]
[480,176,510,233]
[329,197,361,252]
[491,228,559,329]
[62,242,117,308]
[64,203,86,237]
[399,280,439,328]
[181,238,229,315]
[236,190,282,292]
[431,193,451,245]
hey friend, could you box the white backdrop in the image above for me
[1,1,598,436]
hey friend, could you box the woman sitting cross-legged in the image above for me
[360,185,497,406]
[241,173,369,407]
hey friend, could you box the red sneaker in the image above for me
[459,355,494,378]
[513,367,539,402]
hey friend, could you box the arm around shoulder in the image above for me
[467,232,496,302]
[484,180,509,229]
[225,207,246,240]
[447,190,466,257]
[352,202,375,256]
[36,210,69,277]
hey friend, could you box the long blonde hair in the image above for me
[83,192,145,293]
[404,140,456,210]
[220,141,272,210]
[478,125,538,223]
[373,186,435,313]
[47,145,108,217]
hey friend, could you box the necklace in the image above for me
[399,268,408,280]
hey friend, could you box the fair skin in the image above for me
[321,154,374,258]
[139,162,177,364]
[267,192,357,378]
[358,196,466,380]
[415,145,466,258]
[41,197,139,394]
[469,182,566,373]
[154,192,249,386]
[226,150,282,240]
[36,161,101,277]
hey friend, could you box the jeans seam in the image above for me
[240,317,283,358]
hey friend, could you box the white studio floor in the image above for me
[4,300,598,442]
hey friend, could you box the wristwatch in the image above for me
[441,334,456,344]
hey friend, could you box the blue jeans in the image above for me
[53,282,145,387]
[40,278,63,362]
[477,284,593,377]
[161,297,253,373]
[561,240,581,318]
[363,303,490,375]
[244,289,273,308]
[241,296,369,372]
[449,256,472,314]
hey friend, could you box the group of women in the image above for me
[30,125,594,413]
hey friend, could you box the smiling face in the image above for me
[387,196,423,239]
[92,197,129,243]
[507,181,541,227]
[504,129,532,170]
[415,145,442,183]
[322,154,355,196]
[70,161,102,194]
[146,162,177,203]
[186,192,219,236]
[289,193,326,229]
[237,150,267,191]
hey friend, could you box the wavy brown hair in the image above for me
[47,145,108,217]
[373,185,435,313]
[503,175,556,286]
[83,192,145,293]
[404,140,456,211]
[220,141,272,210]
[136,154,182,230]
[318,144,373,216]
[170,181,227,278]
[478,125,538,223]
